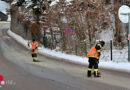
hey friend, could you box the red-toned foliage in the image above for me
[17,14,25,23]
[29,22,41,35]
[23,21,31,28]
[10,5,18,13]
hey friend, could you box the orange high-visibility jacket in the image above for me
[88,47,99,59]
[31,41,39,49]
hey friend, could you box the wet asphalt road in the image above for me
[0,28,130,90]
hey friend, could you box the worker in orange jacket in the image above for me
[87,41,105,77]
[28,39,39,62]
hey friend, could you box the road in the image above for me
[0,28,130,90]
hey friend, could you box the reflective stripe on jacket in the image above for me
[31,41,39,49]
[88,47,99,59]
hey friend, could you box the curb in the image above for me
[7,29,130,74]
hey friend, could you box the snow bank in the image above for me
[38,47,88,64]
[7,30,130,72]
[7,30,29,49]
[7,29,88,64]
[100,61,130,72]
[100,29,114,42]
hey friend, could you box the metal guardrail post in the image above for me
[110,40,113,61]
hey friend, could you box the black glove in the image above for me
[97,59,99,63]
[28,44,30,47]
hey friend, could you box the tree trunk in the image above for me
[114,0,124,48]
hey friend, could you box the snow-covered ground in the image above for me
[1,0,129,72]
[0,0,11,21]
[7,29,130,72]
[50,0,72,6]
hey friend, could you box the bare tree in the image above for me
[113,0,125,48]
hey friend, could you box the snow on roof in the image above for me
[0,1,10,14]
[50,0,59,6]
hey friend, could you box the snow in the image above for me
[100,29,114,42]
[66,0,72,2]
[25,0,31,1]
[100,61,130,72]
[0,0,10,14]
[50,0,59,6]
[7,29,130,72]
[11,0,17,5]
[65,0,72,5]
[7,15,11,21]
[0,0,11,21]
[50,0,73,6]
[34,6,38,9]
[61,16,67,23]
[39,47,88,64]
[25,1,32,8]
[7,30,29,49]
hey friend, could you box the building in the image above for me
[0,11,8,21]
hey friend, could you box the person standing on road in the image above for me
[28,39,40,62]
[87,41,105,77]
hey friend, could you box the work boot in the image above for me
[33,59,40,62]
[94,71,101,77]
[87,71,91,77]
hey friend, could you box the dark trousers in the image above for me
[88,57,98,70]
[32,53,38,61]
[87,57,99,77]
